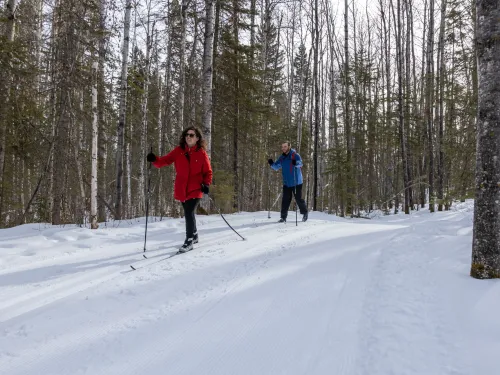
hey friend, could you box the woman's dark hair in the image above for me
[179,126,207,150]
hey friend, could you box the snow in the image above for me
[0,200,499,374]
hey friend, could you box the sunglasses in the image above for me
[186,133,196,138]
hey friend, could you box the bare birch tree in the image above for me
[202,0,215,156]
[138,10,155,215]
[91,51,99,229]
[344,0,353,215]
[436,0,447,211]
[178,0,188,131]
[312,0,320,211]
[114,0,133,220]
[425,0,436,212]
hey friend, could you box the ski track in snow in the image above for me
[0,204,499,374]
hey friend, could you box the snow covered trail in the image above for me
[0,204,499,374]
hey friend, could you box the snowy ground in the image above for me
[0,201,499,375]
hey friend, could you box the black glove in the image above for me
[147,152,156,162]
[201,184,209,194]
[268,159,274,166]
[292,159,297,165]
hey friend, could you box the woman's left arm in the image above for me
[202,151,213,186]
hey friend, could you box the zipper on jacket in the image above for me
[185,147,191,198]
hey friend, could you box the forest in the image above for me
[0,0,477,228]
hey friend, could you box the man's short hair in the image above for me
[282,141,291,147]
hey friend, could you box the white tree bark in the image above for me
[436,0,447,211]
[126,122,132,217]
[156,35,164,156]
[139,17,153,215]
[296,46,311,153]
[344,0,353,215]
[286,1,297,130]
[90,53,99,229]
[178,0,188,131]
[73,99,86,217]
[312,0,319,211]
[114,0,132,220]
[202,0,215,157]
[471,0,500,279]
[425,0,435,212]
[97,0,108,222]
[36,0,43,93]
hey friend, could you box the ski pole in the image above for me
[268,151,277,219]
[143,146,153,258]
[207,195,246,241]
[294,158,297,226]
[270,192,281,211]
[267,161,271,219]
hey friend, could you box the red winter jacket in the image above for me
[152,145,213,202]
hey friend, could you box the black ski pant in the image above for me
[281,184,307,219]
[182,198,201,240]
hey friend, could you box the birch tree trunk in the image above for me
[161,17,173,214]
[436,0,447,211]
[211,0,221,137]
[393,0,410,214]
[367,10,376,211]
[380,0,392,210]
[405,0,414,210]
[344,0,353,215]
[296,51,310,154]
[47,0,60,222]
[156,42,163,158]
[114,0,132,220]
[20,158,25,223]
[320,61,327,211]
[97,27,108,222]
[73,100,86,223]
[202,0,215,157]
[325,0,342,214]
[470,0,500,279]
[139,21,153,215]
[286,3,297,130]
[312,0,320,211]
[178,0,188,131]
[418,0,427,208]
[90,52,99,229]
[91,0,106,228]
[425,0,435,212]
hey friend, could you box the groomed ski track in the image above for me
[0,208,496,374]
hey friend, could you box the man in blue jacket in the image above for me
[268,141,308,223]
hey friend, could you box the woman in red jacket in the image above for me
[146,127,213,252]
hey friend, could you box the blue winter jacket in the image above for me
[270,149,304,187]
